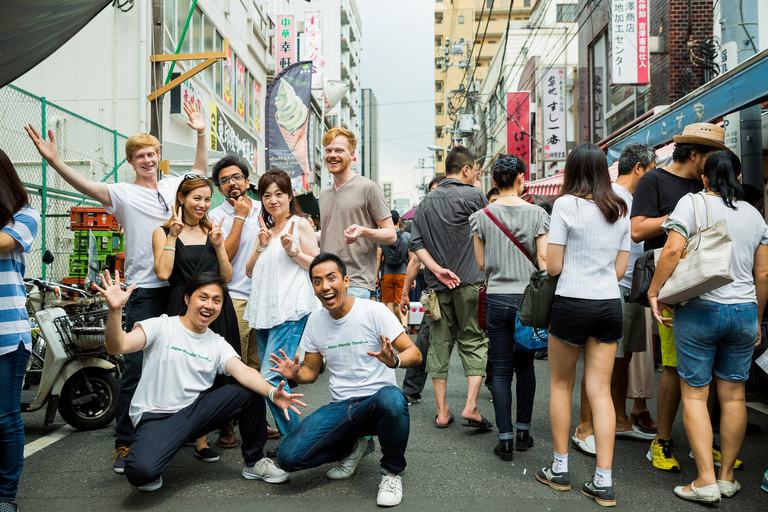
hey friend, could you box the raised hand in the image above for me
[367,334,398,368]
[435,267,461,289]
[269,349,301,380]
[209,217,225,247]
[344,224,366,244]
[281,222,296,255]
[25,125,58,163]
[270,381,307,421]
[257,215,273,248]
[183,101,206,134]
[169,207,184,237]
[93,270,136,310]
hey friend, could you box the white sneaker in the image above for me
[137,477,163,492]
[326,437,375,480]
[242,457,290,484]
[377,473,403,507]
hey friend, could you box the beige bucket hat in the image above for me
[672,123,729,151]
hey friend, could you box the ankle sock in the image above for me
[594,467,612,487]
[553,452,568,473]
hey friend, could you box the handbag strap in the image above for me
[482,207,533,262]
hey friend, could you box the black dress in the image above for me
[163,227,240,355]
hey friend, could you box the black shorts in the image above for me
[548,295,623,347]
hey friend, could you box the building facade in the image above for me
[360,88,379,183]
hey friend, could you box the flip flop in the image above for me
[435,413,454,429]
[462,416,493,430]
[571,434,596,456]
[616,426,656,441]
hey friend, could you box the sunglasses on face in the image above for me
[217,173,245,186]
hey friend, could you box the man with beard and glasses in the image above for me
[25,102,209,474]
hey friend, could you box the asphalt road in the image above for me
[16,347,768,512]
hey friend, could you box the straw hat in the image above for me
[672,123,729,151]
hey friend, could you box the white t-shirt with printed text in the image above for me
[300,299,405,402]
[129,314,239,426]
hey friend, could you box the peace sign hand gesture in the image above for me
[169,207,184,237]
[209,218,225,247]
[257,216,273,248]
[93,270,136,311]
[281,222,296,255]
[367,334,398,368]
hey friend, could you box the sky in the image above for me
[356,0,435,208]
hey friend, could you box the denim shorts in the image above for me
[674,298,758,387]
[548,295,623,347]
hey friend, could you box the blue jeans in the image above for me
[674,298,758,387]
[278,385,409,474]
[255,315,309,436]
[347,287,372,300]
[485,294,535,440]
[0,343,30,502]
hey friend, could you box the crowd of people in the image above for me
[0,112,767,510]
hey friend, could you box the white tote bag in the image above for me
[658,192,733,304]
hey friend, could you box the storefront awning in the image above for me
[607,48,768,165]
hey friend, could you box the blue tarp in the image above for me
[607,49,768,165]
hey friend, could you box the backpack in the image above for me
[384,230,408,269]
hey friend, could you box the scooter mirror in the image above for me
[42,250,55,265]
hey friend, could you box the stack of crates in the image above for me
[69,207,125,281]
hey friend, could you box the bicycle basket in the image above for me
[54,309,109,352]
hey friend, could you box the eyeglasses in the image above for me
[217,173,245,186]
[156,191,169,212]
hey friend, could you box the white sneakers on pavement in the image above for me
[137,477,163,492]
[377,473,403,507]
[327,437,375,479]
[241,457,290,483]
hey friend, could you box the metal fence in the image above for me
[0,84,136,279]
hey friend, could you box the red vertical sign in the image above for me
[637,0,649,83]
[506,92,531,180]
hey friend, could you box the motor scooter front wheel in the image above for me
[58,368,118,431]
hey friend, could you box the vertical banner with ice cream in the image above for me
[266,61,313,180]
[223,47,234,107]
[253,81,262,134]
[236,59,245,118]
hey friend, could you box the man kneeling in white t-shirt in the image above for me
[97,270,306,492]
[271,253,422,507]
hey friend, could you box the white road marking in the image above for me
[24,425,75,458]
[746,402,768,415]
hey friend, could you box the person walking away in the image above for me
[410,145,490,430]
[630,123,725,472]
[535,143,630,507]
[244,170,320,438]
[377,210,411,325]
[648,151,768,503]
[25,102,209,473]
[0,149,40,512]
[470,155,549,461]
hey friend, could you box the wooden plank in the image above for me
[147,57,216,102]
[150,50,226,62]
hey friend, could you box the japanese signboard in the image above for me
[304,12,327,89]
[592,68,605,141]
[266,61,313,180]
[223,47,234,107]
[253,80,261,134]
[236,58,245,118]
[276,15,297,74]
[506,92,531,180]
[542,67,567,161]
[611,0,649,84]
[210,102,257,173]
[720,41,740,153]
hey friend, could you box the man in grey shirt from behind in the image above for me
[411,145,490,429]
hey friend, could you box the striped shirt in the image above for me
[1,206,40,355]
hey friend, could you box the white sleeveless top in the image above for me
[244,216,321,329]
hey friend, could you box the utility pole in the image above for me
[150,0,164,145]
[721,0,762,190]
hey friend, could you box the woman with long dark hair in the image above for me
[244,170,319,438]
[0,149,40,512]
[470,155,549,461]
[535,143,630,507]
[648,151,768,503]
[152,175,238,462]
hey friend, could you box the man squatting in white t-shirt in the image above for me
[271,253,422,507]
[96,270,306,492]
[25,104,210,471]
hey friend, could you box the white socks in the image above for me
[594,467,613,487]
[553,452,568,473]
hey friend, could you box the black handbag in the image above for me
[518,270,559,329]
[629,248,660,307]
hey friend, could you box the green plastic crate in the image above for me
[72,230,124,255]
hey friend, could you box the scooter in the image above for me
[21,251,119,431]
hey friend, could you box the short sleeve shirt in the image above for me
[319,175,391,290]
[1,206,40,355]
[209,199,262,300]
[105,176,183,287]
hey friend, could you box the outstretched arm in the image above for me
[227,358,307,420]
[25,125,112,206]
[184,102,209,175]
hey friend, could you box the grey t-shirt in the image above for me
[470,203,550,294]
[319,175,391,291]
